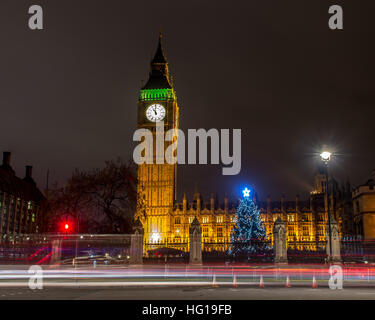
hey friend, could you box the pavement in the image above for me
[0,285,374,300]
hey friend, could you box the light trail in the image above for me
[0,265,374,285]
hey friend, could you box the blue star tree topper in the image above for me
[242,187,251,198]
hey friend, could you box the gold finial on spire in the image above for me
[159,26,163,39]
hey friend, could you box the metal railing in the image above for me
[0,233,133,265]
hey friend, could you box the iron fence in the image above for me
[1,233,374,265]
[0,234,132,265]
[287,241,327,263]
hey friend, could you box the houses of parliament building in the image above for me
[135,34,367,253]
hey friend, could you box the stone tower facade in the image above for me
[135,34,179,244]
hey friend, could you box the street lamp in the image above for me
[320,151,331,162]
[320,151,333,261]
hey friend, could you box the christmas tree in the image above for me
[230,188,266,255]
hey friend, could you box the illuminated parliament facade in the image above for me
[135,35,355,253]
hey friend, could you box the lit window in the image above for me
[175,217,181,224]
[287,214,295,222]
[202,216,209,224]
[216,216,223,223]
[188,216,194,224]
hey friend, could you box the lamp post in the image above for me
[320,151,332,260]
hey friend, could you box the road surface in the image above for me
[0,285,374,300]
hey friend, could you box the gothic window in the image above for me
[318,226,324,236]
[175,217,181,224]
[216,216,223,223]
[287,214,295,222]
[288,226,295,236]
[302,226,309,236]
[203,227,209,237]
[217,227,223,237]
[202,216,209,224]
[188,216,194,224]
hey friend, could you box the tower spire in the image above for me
[151,32,167,65]
[141,33,171,90]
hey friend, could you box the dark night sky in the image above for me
[0,0,374,202]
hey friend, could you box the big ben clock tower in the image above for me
[136,33,179,243]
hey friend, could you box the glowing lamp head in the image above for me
[243,187,251,198]
[151,232,160,243]
[320,151,331,162]
[64,223,69,230]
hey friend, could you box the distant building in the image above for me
[352,170,375,239]
[0,152,45,240]
[169,168,352,252]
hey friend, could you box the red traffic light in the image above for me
[59,218,74,233]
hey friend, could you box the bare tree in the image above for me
[88,159,137,233]
[46,158,138,233]
[44,170,92,232]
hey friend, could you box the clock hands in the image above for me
[146,104,164,122]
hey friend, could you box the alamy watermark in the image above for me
[133,121,241,175]
[328,264,343,290]
[28,265,43,290]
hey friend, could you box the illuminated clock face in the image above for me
[146,104,166,122]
